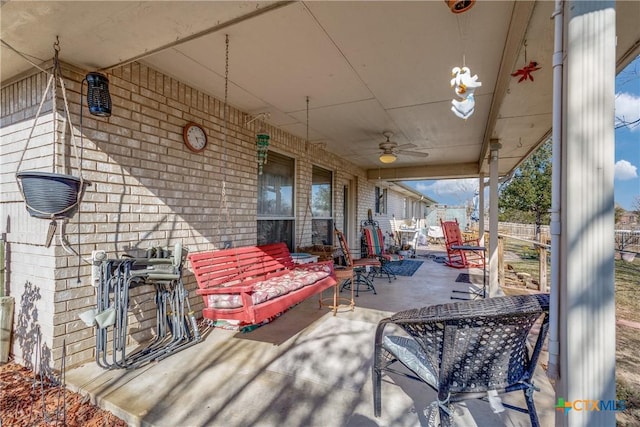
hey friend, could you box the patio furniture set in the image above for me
[87,222,550,425]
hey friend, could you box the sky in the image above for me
[405,55,640,212]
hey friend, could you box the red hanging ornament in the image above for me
[511,61,541,83]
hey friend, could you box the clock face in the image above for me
[183,123,207,152]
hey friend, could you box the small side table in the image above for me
[291,253,320,265]
[450,245,487,300]
[320,266,355,315]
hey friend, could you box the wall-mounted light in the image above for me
[445,0,475,14]
[85,72,112,117]
[379,152,397,164]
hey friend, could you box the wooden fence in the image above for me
[498,222,550,243]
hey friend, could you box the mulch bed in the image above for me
[0,360,126,426]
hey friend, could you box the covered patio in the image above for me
[2,2,639,426]
[64,246,555,427]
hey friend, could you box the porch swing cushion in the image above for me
[189,242,337,326]
[206,263,333,309]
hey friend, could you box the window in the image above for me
[311,166,333,245]
[257,152,294,249]
[375,186,387,215]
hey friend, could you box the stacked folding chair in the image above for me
[91,244,202,369]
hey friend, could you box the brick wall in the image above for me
[1,61,402,369]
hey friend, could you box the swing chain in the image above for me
[216,34,233,249]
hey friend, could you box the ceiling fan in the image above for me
[378,131,429,164]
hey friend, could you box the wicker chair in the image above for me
[373,293,550,427]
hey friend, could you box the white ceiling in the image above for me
[2,1,639,181]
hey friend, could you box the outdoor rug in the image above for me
[266,316,374,392]
[385,260,424,277]
[419,253,448,264]
[455,273,484,285]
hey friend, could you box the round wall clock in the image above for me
[183,122,208,152]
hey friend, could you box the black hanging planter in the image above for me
[16,171,90,220]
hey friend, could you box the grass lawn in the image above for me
[501,238,640,425]
[615,258,640,426]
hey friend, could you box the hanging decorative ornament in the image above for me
[445,0,475,14]
[256,125,270,175]
[450,66,482,120]
[511,40,540,83]
[246,112,271,175]
[511,61,541,83]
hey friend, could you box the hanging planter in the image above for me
[15,40,91,244]
[16,171,88,220]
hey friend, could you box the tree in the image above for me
[614,204,626,225]
[615,57,640,131]
[499,140,552,239]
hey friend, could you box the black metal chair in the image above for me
[334,227,380,296]
[373,293,550,427]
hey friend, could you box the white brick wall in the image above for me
[1,61,411,369]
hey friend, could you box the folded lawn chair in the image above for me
[373,293,550,427]
[440,218,484,269]
[362,223,403,282]
[335,227,380,296]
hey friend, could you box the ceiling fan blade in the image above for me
[395,143,417,150]
[397,150,429,157]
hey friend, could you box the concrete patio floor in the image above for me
[64,247,555,427]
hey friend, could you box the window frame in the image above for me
[375,186,387,215]
[257,151,295,249]
[311,165,333,246]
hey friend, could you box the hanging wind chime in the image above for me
[247,112,271,175]
[256,126,270,175]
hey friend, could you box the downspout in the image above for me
[547,0,564,381]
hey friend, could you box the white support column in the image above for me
[488,142,501,298]
[558,2,616,426]
[478,173,485,246]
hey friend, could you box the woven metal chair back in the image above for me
[387,294,549,398]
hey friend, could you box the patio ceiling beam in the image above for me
[98,1,295,72]
[366,162,478,181]
[478,1,536,174]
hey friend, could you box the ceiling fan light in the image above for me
[379,152,397,163]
